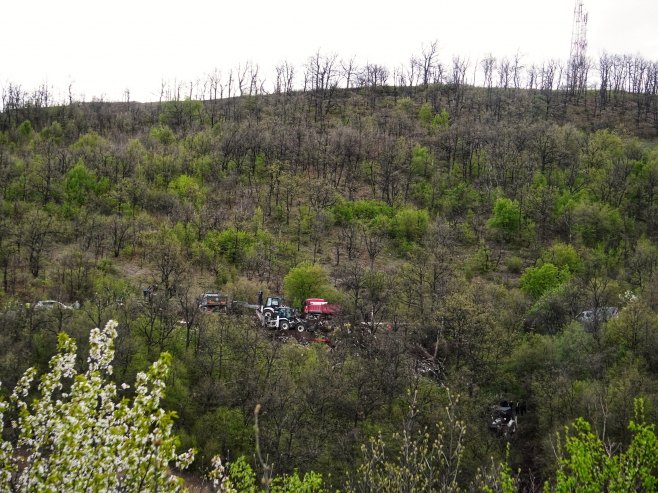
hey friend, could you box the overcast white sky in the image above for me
[2,0,657,103]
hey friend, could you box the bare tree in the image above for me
[527,64,539,91]
[420,40,439,87]
[407,55,420,88]
[305,51,340,123]
[598,53,612,107]
[497,57,511,90]
[449,56,469,115]
[340,56,358,89]
[481,55,496,90]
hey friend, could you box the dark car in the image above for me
[489,401,517,436]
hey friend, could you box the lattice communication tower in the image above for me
[568,0,588,94]
[569,0,588,67]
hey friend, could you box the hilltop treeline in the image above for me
[1,71,658,490]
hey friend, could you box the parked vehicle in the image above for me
[34,300,73,310]
[489,401,517,437]
[262,296,283,321]
[302,298,339,319]
[264,306,306,331]
[199,293,229,312]
[577,306,618,331]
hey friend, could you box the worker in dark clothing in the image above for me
[258,290,263,307]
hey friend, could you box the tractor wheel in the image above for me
[280,321,290,331]
[264,311,272,322]
[297,324,305,332]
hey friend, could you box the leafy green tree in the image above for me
[541,242,582,274]
[572,201,623,249]
[149,124,176,146]
[410,145,432,179]
[16,119,34,146]
[546,400,658,492]
[168,174,206,210]
[210,456,323,493]
[487,197,526,242]
[626,236,658,288]
[390,206,429,252]
[418,103,434,127]
[432,109,450,129]
[283,261,335,308]
[64,160,109,208]
[604,295,658,371]
[204,229,256,267]
[520,263,570,299]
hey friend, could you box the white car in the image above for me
[34,300,73,310]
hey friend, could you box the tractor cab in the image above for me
[277,306,295,319]
[265,296,282,309]
[262,296,284,320]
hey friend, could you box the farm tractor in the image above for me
[263,306,306,331]
[260,295,340,332]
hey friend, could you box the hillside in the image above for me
[1,78,658,490]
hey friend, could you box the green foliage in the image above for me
[475,446,518,493]
[418,102,434,126]
[204,229,256,266]
[505,255,523,274]
[584,129,624,169]
[488,197,523,242]
[546,399,658,492]
[390,206,429,250]
[64,160,109,207]
[469,240,494,275]
[432,109,450,128]
[410,144,432,178]
[212,455,323,493]
[332,199,394,226]
[17,119,34,145]
[572,201,623,249]
[283,261,335,308]
[172,221,200,248]
[520,263,570,299]
[149,124,176,146]
[603,296,658,370]
[418,104,449,131]
[541,242,582,273]
[168,174,205,209]
[227,456,258,492]
[344,390,466,493]
[627,236,658,287]
[6,68,658,492]
[40,121,64,144]
[271,470,323,493]
[441,183,480,220]
[159,99,203,129]
[194,407,252,461]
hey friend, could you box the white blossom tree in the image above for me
[0,320,195,492]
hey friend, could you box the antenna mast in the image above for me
[568,0,588,96]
